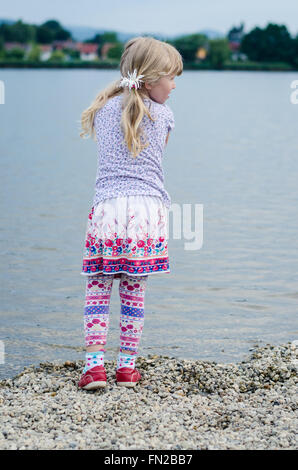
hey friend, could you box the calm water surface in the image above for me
[0,69,297,379]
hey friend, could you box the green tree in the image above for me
[0,23,12,41]
[27,44,41,61]
[106,42,123,60]
[36,25,55,44]
[55,29,71,40]
[88,31,119,57]
[0,18,74,46]
[6,47,25,60]
[9,19,33,43]
[42,20,72,40]
[0,36,5,59]
[207,38,231,67]
[101,31,118,43]
[88,31,118,45]
[290,35,298,67]
[48,49,66,62]
[171,34,207,62]
[36,19,72,44]
[43,20,61,31]
[0,19,35,43]
[65,49,80,60]
[240,23,293,63]
[87,31,119,56]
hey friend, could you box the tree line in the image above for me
[0,19,297,68]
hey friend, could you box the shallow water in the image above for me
[0,69,298,379]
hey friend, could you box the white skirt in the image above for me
[81,195,170,277]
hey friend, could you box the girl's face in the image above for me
[145,75,176,104]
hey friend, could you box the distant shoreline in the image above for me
[0,60,297,72]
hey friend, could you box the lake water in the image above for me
[0,69,298,379]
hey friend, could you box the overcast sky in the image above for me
[2,0,298,37]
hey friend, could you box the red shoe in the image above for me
[78,365,107,390]
[116,367,141,387]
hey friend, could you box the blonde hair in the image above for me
[80,36,183,158]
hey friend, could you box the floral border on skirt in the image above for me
[81,205,170,277]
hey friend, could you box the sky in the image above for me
[1,0,298,37]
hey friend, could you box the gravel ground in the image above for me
[0,342,297,450]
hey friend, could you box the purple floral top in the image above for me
[92,94,175,209]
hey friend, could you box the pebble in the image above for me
[0,342,297,450]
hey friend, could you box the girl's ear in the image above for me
[144,82,152,91]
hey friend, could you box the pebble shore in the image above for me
[0,343,297,450]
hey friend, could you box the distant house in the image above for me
[52,40,77,51]
[39,45,53,61]
[229,41,241,55]
[75,42,98,61]
[4,42,29,52]
[227,23,247,61]
[228,41,247,61]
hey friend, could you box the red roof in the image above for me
[39,45,52,51]
[76,43,98,54]
[4,42,27,50]
[52,40,76,48]
[229,41,240,51]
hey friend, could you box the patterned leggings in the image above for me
[83,273,149,355]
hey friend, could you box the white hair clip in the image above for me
[119,69,145,91]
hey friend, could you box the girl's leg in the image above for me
[82,273,114,373]
[117,273,149,370]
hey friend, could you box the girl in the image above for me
[78,36,183,390]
